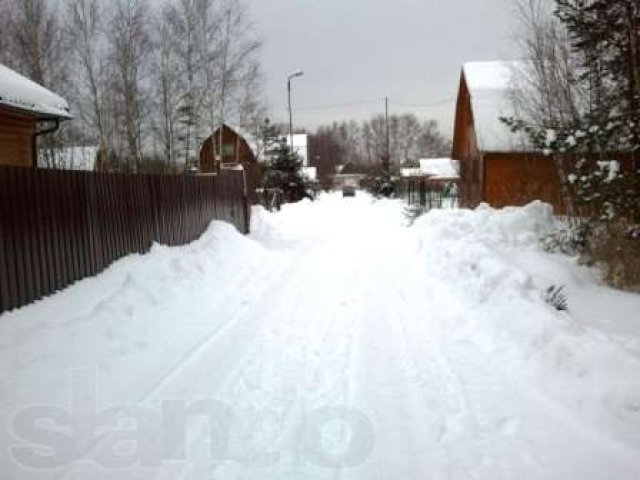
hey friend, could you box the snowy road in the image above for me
[2,193,640,479]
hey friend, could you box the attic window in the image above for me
[222,143,235,156]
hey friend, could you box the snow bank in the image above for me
[0,220,267,414]
[2,192,640,477]
[413,202,640,446]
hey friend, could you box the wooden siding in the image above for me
[0,107,36,167]
[449,70,636,213]
[483,153,562,208]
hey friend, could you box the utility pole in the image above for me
[288,80,293,153]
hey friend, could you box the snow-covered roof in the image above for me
[401,158,459,179]
[463,61,529,152]
[420,158,459,179]
[0,64,71,119]
[215,123,260,157]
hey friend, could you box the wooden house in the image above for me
[399,158,460,207]
[199,124,261,199]
[452,61,563,210]
[0,64,72,167]
[199,124,257,172]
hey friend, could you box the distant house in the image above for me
[332,173,366,191]
[400,158,459,182]
[200,124,257,172]
[0,63,72,168]
[452,61,563,209]
[400,158,460,207]
[199,124,261,201]
[287,134,309,167]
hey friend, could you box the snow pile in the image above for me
[1,193,640,477]
[413,202,640,446]
[0,63,71,118]
[250,193,406,249]
[0,220,268,416]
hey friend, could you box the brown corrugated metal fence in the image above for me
[0,166,250,313]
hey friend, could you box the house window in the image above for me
[222,143,235,156]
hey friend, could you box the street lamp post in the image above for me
[287,70,304,157]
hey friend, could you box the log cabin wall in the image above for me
[0,107,36,167]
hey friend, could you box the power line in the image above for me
[389,97,455,109]
[291,97,456,113]
[295,99,381,112]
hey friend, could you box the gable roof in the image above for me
[215,123,262,157]
[0,64,72,119]
[462,61,530,152]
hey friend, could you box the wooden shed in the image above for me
[452,61,563,210]
[199,124,261,200]
[199,124,257,172]
[0,64,72,167]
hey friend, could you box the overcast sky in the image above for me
[245,0,517,138]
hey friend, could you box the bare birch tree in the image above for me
[154,12,180,166]
[3,0,72,167]
[67,0,107,146]
[203,0,261,163]
[108,0,151,170]
[7,0,68,88]
[164,0,204,166]
[0,0,13,65]
[509,0,585,127]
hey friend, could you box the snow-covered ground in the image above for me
[1,193,640,479]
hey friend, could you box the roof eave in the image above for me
[481,149,540,155]
[0,101,72,121]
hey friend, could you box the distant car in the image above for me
[342,186,356,197]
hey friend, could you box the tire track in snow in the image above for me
[54,252,298,480]
[177,243,366,478]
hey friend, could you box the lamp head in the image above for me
[288,70,304,80]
